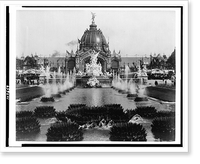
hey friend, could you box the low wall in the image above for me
[16,86,45,101]
[145,86,175,102]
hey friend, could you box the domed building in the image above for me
[66,16,121,73]
[35,15,151,74]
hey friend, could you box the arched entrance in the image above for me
[67,57,76,73]
[111,59,120,72]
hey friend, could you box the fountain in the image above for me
[51,70,60,98]
[111,63,148,101]
[134,63,148,102]
[84,51,103,88]
[118,65,130,94]
[40,65,75,102]
[127,78,138,98]
[137,61,148,85]
[86,51,102,77]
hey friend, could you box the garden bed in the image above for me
[16,104,176,141]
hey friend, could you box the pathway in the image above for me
[83,128,110,141]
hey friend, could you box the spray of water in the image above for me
[42,66,75,97]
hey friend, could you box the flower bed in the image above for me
[68,104,86,110]
[16,117,40,135]
[46,120,83,141]
[126,106,175,119]
[16,104,176,142]
[156,111,175,118]
[56,104,129,125]
[109,123,147,141]
[151,117,175,141]
[34,106,56,118]
[16,111,34,118]
[135,106,157,117]
[126,106,157,119]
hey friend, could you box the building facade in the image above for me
[17,17,151,73]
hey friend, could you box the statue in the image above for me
[85,50,102,76]
[91,12,96,23]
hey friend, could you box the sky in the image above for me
[16,9,176,57]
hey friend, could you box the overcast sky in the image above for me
[16,9,176,57]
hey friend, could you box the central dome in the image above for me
[80,22,109,52]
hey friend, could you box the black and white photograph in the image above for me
[0,1,188,152]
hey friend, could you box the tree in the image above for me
[167,49,175,69]
[23,56,37,68]
[130,62,137,72]
[148,53,167,69]
[16,58,23,70]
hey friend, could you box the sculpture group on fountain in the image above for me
[84,50,104,88]
[85,51,103,77]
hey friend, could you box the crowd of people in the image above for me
[147,69,175,80]
[16,74,40,85]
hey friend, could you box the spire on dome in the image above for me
[91,12,96,24]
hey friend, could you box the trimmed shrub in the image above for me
[16,111,34,118]
[46,120,83,141]
[126,106,157,119]
[156,111,175,118]
[134,106,157,118]
[68,104,86,110]
[16,117,40,135]
[110,123,147,141]
[61,105,129,125]
[55,111,68,122]
[151,117,175,141]
[34,106,56,118]
[104,104,122,108]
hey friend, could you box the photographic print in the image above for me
[0,1,188,152]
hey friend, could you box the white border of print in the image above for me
[0,1,188,152]
[9,5,181,147]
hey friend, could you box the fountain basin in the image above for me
[134,97,148,102]
[59,91,66,95]
[40,97,55,102]
[65,89,70,93]
[127,93,138,97]
[118,90,128,94]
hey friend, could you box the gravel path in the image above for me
[83,128,110,141]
